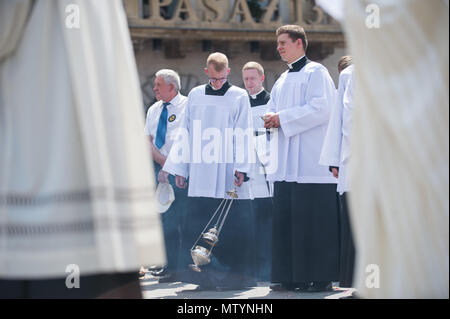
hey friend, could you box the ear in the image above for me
[261,74,265,82]
[204,68,209,75]
[227,68,231,75]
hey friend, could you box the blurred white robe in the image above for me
[319,0,449,298]
[0,0,165,279]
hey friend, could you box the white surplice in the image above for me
[163,84,254,199]
[319,65,354,194]
[266,62,337,183]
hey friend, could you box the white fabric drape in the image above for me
[0,0,165,279]
[339,0,448,298]
[318,0,449,298]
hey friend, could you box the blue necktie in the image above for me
[155,102,169,149]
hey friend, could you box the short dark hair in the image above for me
[338,56,353,73]
[276,25,308,51]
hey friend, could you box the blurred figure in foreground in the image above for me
[0,0,165,298]
[318,0,449,298]
[242,61,273,283]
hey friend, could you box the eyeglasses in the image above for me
[208,77,227,84]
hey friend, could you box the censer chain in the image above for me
[190,198,227,251]
[216,198,234,234]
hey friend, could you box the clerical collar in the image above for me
[205,81,231,96]
[249,89,270,107]
[250,88,265,99]
[287,55,309,73]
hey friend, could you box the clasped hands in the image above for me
[159,170,245,189]
[262,112,280,129]
[157,170,187,188]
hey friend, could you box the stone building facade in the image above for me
[123,0,347,107]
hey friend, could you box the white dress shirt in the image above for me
[145,93,187,157]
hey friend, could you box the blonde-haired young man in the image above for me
[242,61,273,283]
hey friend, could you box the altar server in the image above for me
[242,61,273,282]
[263,25,339,292]
[163,53,256,290]
[319,57,355,288]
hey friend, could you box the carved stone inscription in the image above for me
[124,0,340,31]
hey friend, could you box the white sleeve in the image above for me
[266,85,277,114]
[278,67,336,138]
[340,73,355,163]
[233,94,253,175]
[319,88,344,167]
[320,70,353,167]
[144,105,154,136]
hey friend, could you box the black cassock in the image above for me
[249,89,273,282]
[271,182,339,285]
[338,193,356,287]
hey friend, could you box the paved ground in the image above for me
[140,272,356,299]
